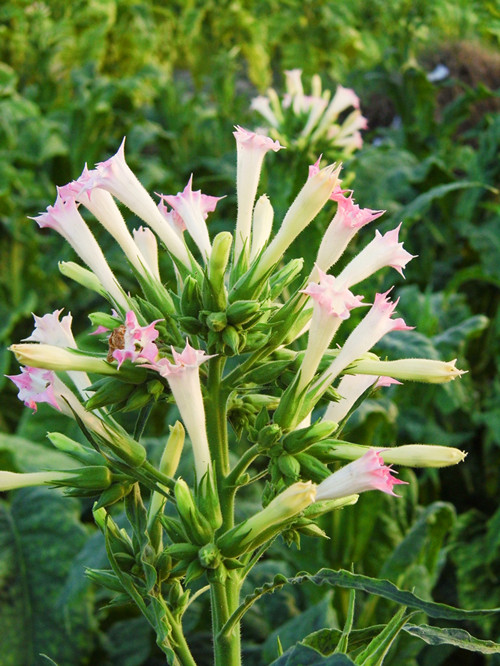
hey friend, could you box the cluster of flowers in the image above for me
[251,69,368,156]
[5,125,465,538]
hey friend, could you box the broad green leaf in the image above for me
[270,643,356,665]
[404,624,500,654]
[0,487,93,666]
[287,569,500,621]
[305,627,381,656]
[105,616,153,666]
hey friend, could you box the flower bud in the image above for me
[347,358,466,383]
[10,343,118,376]
[324,442,466,468]
[283,420,338,454]
[174,478,213,545]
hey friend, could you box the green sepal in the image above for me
[88,311,122,330]
[53,465,113,491]
[184,559,206,584]
[206,311,227,332]
[224,557,245,570]
[177,315,204,335]
[283,420,338,454]
[268,257,304,299]
[85,568,124,593]
[164,542,199,560]
[241,360,292,385]
[207,231,232,310]
[222,325,240,355]
[296,452,331,482]
[197,472,223,530]
[85,378,134,411]
[159,516,188,543]
[155,551,172,582]
[94,481,134,509]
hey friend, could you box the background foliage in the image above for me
[0,0,499,663]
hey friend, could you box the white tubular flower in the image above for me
[314,291,413,390]
[323,374,400,423]
[250,95,279,128]
[58,167,153,278]
[158,175,223,262]
[0,470,74,491]
[346,357,466,384]
[83,139,191,267]
[313,85,361,138]
[328,443,466,468]
[250,194,274,261]
[233,126,284,260]
[256,162,342,278]
[297,270,365,391]
[337,224,415,288]
[32,193,129,310]
[314,193,385,275]
[133,226,161,280]
[23,310,91,398]
[10,343,117,376]
[145,340,215,482]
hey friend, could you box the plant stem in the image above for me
[210,572,242,666]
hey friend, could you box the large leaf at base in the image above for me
[0,487,94,666]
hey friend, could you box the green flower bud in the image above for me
[296,452,331,482]
[180,275,203,319]
[277,453,301,480]
[283,420,338,454]
[257,423,283,451]
[47,432,104,466]
[174,478,213,545]
[206,311,228,332]
[85,378,134,411]
[226,300,261,326]
[165,543,199,560]
[197,472,223,530]
[198,543,221,569]
[222,325,240,355]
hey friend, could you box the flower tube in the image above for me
[313,291,413,391]
[346,357,466,383]
[33,193,129,310]
[145,340,215,481]
[323,374,400,423]
[256,162,341,278]
[233,126,283,260]
[297,270,365,391]
[59,167,153,278]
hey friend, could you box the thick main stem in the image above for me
[211,573,242,666]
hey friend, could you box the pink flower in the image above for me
[112,311,161,369]
[23,309,76,348]
[301,268,364,320]
[315,192,384,274]
[32,193,128,309]
[314,291,413,389]
[59,165,154,278]
[157,175,223,261]
[297,271,364,392]
[83,139,191,266]
[233,126,284,260]
[145,340,215,481]
[337,224,416,288]
[315,448,407,502]
[7,366,61,412]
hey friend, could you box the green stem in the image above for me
[211,573,242,666]
[226,443,261,487]
[163,605,197,666]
